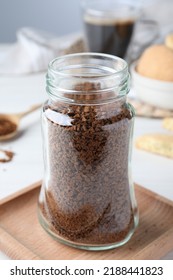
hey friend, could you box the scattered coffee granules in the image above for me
[0,119,17,136]
[39,82,136,245]
[0,149,14,163]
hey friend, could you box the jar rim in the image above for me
[48,52,128,79]
[47,53,130,104]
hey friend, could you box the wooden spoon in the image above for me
[0,104,41,141]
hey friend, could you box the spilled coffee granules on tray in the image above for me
[40,82,135,245]
[0,119,17,136]
[0,149,14,163]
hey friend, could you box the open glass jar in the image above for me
[38,53,138,251]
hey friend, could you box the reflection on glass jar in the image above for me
[38,53,138,251]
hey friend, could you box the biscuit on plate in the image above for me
[163,118,173,131]
[136,134,173,158]
[137,45,173,81]
[165,34,173,50]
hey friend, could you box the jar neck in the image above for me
[46,53,130,105]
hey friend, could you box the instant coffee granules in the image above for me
[0,149,14,163]
[0,119,17,137]
[38,53,138,250]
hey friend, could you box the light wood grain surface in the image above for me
[0,182,173,260]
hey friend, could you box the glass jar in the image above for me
[38,53,138,251]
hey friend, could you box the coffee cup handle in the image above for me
[127,19,159,64]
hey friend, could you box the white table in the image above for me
[0,70,173,260]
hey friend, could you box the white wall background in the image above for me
[0,0,173,43]
[0,0,82,43]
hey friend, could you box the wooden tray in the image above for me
[0,182,173,260]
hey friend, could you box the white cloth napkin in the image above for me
[0,28,85,74]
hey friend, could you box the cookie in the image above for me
[163,118,173,131]
[165,34,173,50]
[136,134,173,158]
[137,45,173,81]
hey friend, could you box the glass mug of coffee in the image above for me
[81,0,158,59]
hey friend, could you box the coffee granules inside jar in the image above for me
[0,119,17,136]
[40,82,135,245]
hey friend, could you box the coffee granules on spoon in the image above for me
[39,82,135,245]
[0,119,17,136]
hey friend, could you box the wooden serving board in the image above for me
[0,182,173,260]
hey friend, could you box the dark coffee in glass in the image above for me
[82,0,140,58]
[84,16,135,58]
